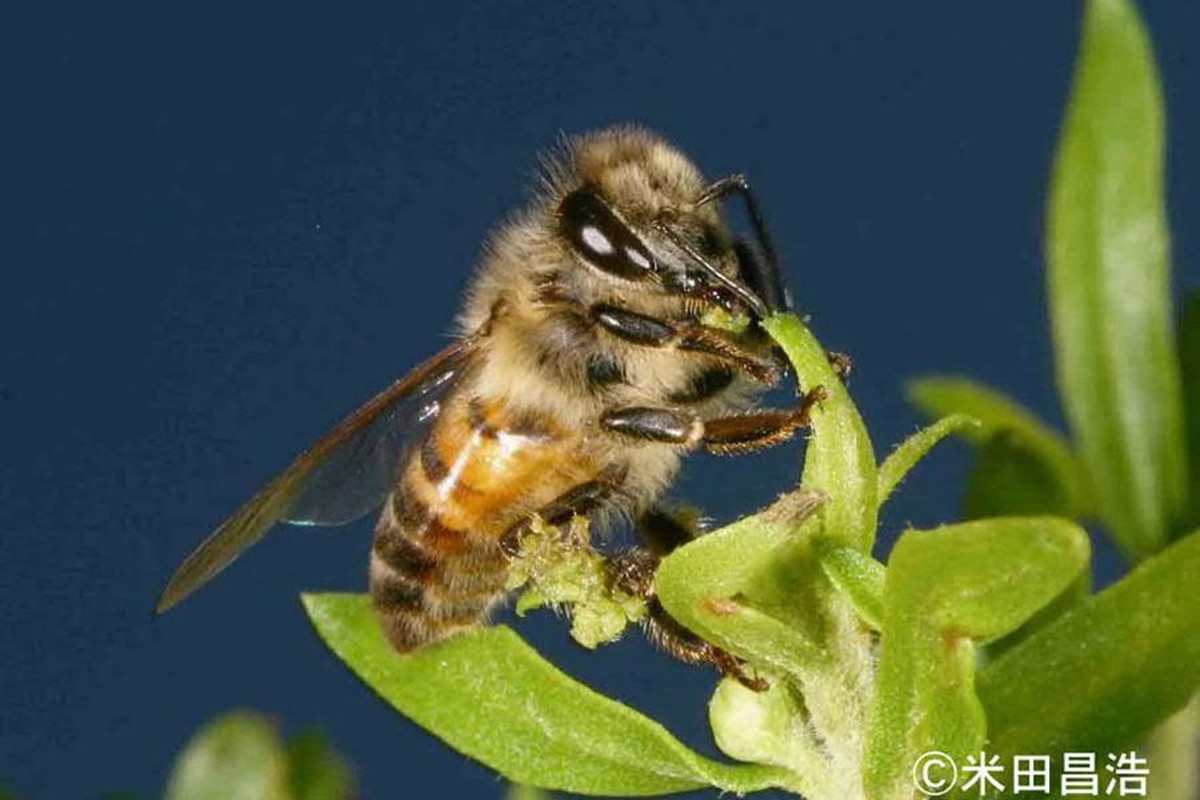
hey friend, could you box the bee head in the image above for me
[551,126,789,319]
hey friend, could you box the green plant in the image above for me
[164,711,355,800]
[909,0,1199,796]
[303,1,1199,797]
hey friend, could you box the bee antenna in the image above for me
[694,174,791,313]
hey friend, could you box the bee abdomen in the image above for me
[369,493,508,652]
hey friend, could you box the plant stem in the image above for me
[1147,693,1199,800]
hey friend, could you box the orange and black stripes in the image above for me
[418,436,449,484]
[369,391,590,652]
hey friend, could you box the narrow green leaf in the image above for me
[1047,0,1185,558]
[963,431,1078,519]
[877,413,980,505]
[165,712,292,800]
[907,378,1072,450]
[978,528,1200,759]
[764,314,877,551]
[303,594,791,797]
[813,539,884,631]
[285,730,355,800]
[908,377,1090,516]
[1177,291,1200,533]
[864,517,1090,800]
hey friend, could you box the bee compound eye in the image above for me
[559,187,657,281]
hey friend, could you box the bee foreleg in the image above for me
[609,546,768,692]
[600,387,825,454]
[600,407,705,445]
[590,304,783,385]
[675,325,785,385]
[701,386,827,455]
[828,350,853,381]
[500,464,628,556]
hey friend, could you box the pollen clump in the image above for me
[700,306,752,334]
[506,515,647,649]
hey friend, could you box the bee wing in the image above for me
[156,337,477,613]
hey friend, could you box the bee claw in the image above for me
[710,647,769,692]
[827,350,853,381]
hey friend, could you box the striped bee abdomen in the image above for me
[369,394,591,652]
[370,488,510,650]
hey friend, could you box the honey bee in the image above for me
[158,125,826,689]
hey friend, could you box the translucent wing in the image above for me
[156,338,476,613]
[280,365,460,527]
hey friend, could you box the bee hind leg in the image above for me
[500,464,628,557]
[609,543,768,692]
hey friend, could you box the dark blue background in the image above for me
[3,3,1196,798]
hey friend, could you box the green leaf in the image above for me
[1177,291,1200,533]
[662,494,879,800]
[978,527,1200,759]
[764,314,877,551]
[813,539,884,631]
[878,412,979,506]
[664,315,881,799]
[285,730,355,800]
[655,492,829,682]
[302,594,791,797]
[1046,0,1185,558]
[165,711,292,800]
[908,377,1090,516]
[863,517,1090,800]
[877,413,980,505]
[985,568,1091,662]
[506,784,554,800]
[963,430,1078,519]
